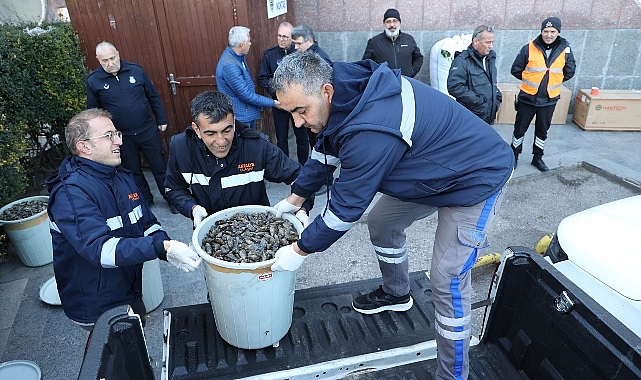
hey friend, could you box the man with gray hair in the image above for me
[216,26,279,130]
[269,51,513,379]
[290,24,332,150]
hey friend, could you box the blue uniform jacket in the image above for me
[292,60,514,253]
[46,156,169,324]
[215,46,274,123]
[165,123,311,217]
[86,60,167,135]
[258,44,296,98]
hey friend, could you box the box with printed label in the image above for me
[494,83,571,125]
[572,89,641,131]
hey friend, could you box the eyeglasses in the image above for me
[277,34,291,39]
[474,26,495,39]
[83,130,122,143]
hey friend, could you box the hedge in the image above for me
[0,21,87,206]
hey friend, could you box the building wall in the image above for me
[295,0,641,97]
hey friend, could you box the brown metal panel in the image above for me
[65,0,296,141]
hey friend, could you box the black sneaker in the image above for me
[352,286,413,314]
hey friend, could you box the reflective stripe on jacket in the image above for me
[520,40,566,97]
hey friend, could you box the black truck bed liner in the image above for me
[80,248,641,380]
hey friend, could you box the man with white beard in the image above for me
[362,8,424,78]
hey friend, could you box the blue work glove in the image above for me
[271,244,306,272]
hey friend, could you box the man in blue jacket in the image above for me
[269,51,513,380]
[46,109,201,331]
[216,26,279,130]
[165,90,311,228]
[87,42,172,210]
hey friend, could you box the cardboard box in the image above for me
[494,83,571,125]
[572,89,641,131]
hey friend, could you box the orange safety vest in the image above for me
[520,40,566,98]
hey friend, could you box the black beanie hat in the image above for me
[541,17,561,32]
[383,8,401,22]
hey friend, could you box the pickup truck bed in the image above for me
[80,248,641,379]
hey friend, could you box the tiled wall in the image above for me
[294,0,641,99]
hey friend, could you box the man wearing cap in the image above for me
[362,8,424,78]
[447,25,502,125]
[510,17,576,171]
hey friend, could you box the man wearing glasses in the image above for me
[164,91,312,229]
[258,22,310,165]
[362,8,424,78]
[46,108,201,335]
[87,42,174,212]
[447,25,502,125]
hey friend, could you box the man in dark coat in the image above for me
[362,8,424,78]
[447,25,502,125]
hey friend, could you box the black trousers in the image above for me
[273,107,309,165]
[511,102,556,156]
[120,127,167,205]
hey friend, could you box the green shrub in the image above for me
[0,21,87,206]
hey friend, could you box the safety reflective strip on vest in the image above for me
[520,40,566,97]
[144,224,163,236]
[400,77,416,147]
[220,170,265,189]
[182,172,210,186]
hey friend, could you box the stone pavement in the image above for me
[0,116,639,379]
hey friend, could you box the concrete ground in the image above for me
[1,115,640,379]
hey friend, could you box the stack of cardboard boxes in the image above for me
[494,83,571,125]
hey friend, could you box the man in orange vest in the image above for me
[510,17,575,171]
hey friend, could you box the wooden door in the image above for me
[65,0,294,140]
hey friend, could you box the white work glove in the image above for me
[167,240,202,272]
[295,209,310,228]
[271,244,306,272]
[192,205,208,228]
[273,198,300,217]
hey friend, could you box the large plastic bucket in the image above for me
[0,196,53,267]
[142,258,164,312]
[192,205,303,349]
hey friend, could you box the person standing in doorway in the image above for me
[87,41,175,211]
[447,25,502,125]
[259,22,309,164]
[510,17,575,171]
[362,8,424,78]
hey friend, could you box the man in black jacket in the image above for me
[258,22,309,165]
[164,91,311,228]
[87,42,173,211]
[362,8,423,78]
[447,25,502,125]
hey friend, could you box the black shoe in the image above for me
[352,286,413,314]
[531,156,549,172]
[169,204,179,214]
[513,150,519,169]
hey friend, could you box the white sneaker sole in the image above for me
[352,296,414,315]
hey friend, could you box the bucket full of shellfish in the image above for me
[192,205,303,349]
